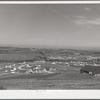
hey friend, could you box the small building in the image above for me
[26,69,34,74]
[26,64,31,68]
[94,68,100,76]
[34,66,42,70]
[52,62,56,65]
[80,65,100,76]
[5,65,12,68]
[49,67,56,71]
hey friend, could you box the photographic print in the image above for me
[0,4,100,90]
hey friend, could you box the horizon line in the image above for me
[0,44,100,51]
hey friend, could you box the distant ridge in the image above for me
[0,43,100,52]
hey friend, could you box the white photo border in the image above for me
[0,1,99,99]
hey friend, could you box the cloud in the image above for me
[74,17,100,26]
[83,7,91,11]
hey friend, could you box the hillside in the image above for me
[0,46,98,62]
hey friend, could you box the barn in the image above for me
[80,65,100,76]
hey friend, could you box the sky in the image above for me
[0,4,100,49]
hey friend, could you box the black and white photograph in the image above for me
[0,4,100,91]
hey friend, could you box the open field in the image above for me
[0,64,100,89]
[0,47,99,89]
[0,69,100,89]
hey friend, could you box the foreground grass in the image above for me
[0,68,100,89]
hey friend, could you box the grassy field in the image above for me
[0,47,99,89]
[0,64,99,90]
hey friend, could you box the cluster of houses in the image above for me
[0,57,100,77]
[68,61,87,67]
[49,56,76,60]
[48,56,100,67]
[87,56,100,60]
[0,62,58,75]
[49,56,65,60]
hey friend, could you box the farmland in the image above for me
[0,47,100,89]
